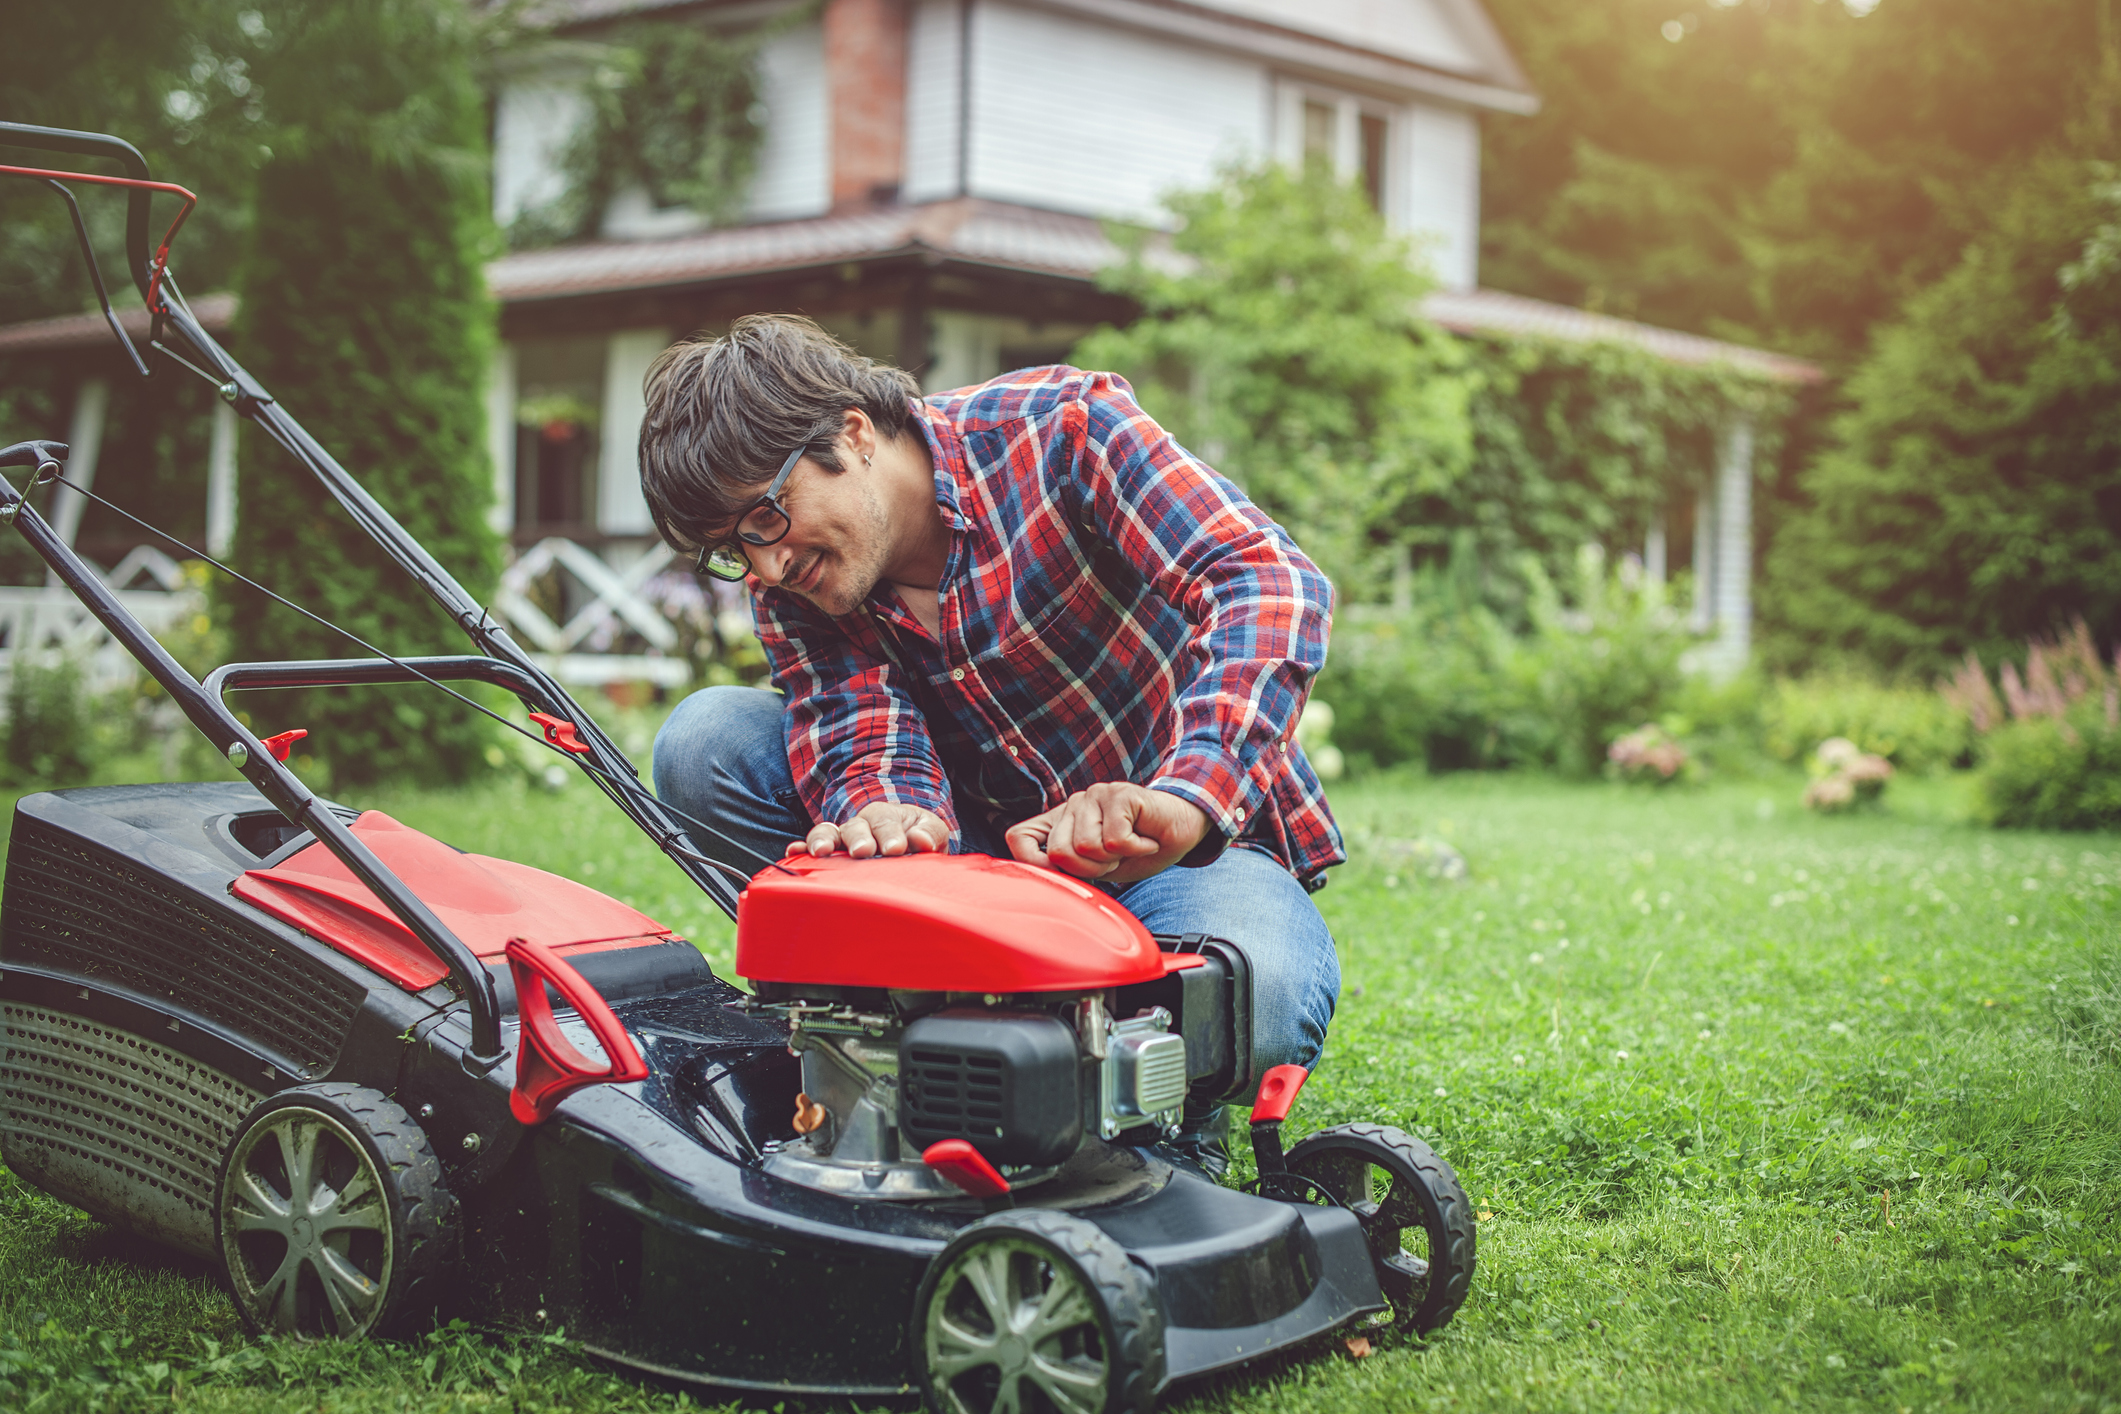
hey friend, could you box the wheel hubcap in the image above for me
[221,1109,393,1337]
[925,1237,1110,1414]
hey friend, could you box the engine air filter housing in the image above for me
[899,1011,1082,1167]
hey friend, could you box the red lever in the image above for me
[260,729,308,762]
[528,712,592,755]
[1250,1065,1310,1125]
[505,937,648,1124]
[922,1139,1011,1197]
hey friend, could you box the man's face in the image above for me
[731,455,894,617]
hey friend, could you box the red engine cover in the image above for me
[735,852,1172,993]
[231,811,674,991]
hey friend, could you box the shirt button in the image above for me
[1007,744,1019,756]
[951,668,966,681]
[1233,808,1246,823]
[1279,740,1288,753]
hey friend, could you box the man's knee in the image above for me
[651,685,788,805]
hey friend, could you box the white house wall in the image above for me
[1194,0,1483,75]
[493,80,592,225]
[1404,100,1479,290]
[746,22,831,220]
[903,0,964,203]
[965,2,1271,223]
[492,23,828,233]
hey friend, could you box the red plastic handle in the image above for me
[260,728,308,762]
[1250,1064,1309,1125]
[506,937,648,1124]
[529,712,592,755]
[922,1139,1011,1197]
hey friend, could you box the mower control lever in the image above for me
[505,936,649,1124]
[922,1139,1012,1199]
[1248,1064,1310,1177]
[0,440,66,471]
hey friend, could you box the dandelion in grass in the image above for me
[1434,1087,1448,1098]
[1615,1050,1630,1060]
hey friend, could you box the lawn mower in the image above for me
[0,120,1476,1410]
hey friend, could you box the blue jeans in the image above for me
[652,686,1341,1094]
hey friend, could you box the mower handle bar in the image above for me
[203,655,558,712]
[0,123,155,300]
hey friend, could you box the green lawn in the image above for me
[3,768,2117,1412]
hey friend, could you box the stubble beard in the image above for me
[799,473,896,619]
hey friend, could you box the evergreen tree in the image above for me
[1073,162,1472,596]
[226,0,501,785]
[1761,153,2121,673]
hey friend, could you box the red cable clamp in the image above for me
[505,937,649,1124]
[529,711,592,755]
[1248,1064,1310,1178]
[922,1139,1011,1198]
[259,729,307,762]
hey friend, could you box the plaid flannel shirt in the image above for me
[753,367,1345,880]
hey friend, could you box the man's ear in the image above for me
[840,407,876,467]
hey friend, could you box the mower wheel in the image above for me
[1283,1123,1476,1334]
[215,1084,459,1339]
[913,1208,1164,1414]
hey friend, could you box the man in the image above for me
[639,314,1343,1174]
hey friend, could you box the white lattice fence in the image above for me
[0,546,201,694]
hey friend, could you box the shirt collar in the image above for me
[913,396,969,531]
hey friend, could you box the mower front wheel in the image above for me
[215,1083,459,1339]
[913,1208,1164,1414]
[1283,1122,1475,1333]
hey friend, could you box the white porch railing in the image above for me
[0,546,200,694]
[492,536,751,688]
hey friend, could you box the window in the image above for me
[512,336,606,536]
[1279,82,1397,218]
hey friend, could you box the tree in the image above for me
[1073,162,1472,597]
[225,0,502,785]
[1761,152,2121,674]
[1479,0,2105,366]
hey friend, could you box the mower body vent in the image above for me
[899,1010,1082,1167]
[3,815,359,1072]
[0,1003,259,1258]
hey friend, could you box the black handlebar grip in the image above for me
[0,122,155,300]
[0,441,68,471]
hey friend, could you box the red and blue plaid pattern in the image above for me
[753,368,1344,879]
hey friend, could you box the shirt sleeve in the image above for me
[754,587,961,841]
[1060,374,1335,861]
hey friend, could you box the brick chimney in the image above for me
[824,0,908,212]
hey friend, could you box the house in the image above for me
[0,0,1816,686]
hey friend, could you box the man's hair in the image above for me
[637,313,921,554]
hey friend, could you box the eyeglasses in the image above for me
[693,445,805,582]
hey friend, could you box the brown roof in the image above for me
[0,291,237,356]
[0,213,1821,384]
[488,198,1120,301]
[1421,288,1824,385]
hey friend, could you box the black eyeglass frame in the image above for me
[692,445,807,581]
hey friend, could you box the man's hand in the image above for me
[1007,783,1210,884]
[789,801,950,860]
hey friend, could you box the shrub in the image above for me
[3,659,95,785]
[1761,672,1973,774]
[225,0,502,787]
[1607,723,1689,784]
[1802,737,1894,814]
[1317,546,1693,776]
[1944,620,2121,830]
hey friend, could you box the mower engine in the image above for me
[734,851,1252,1199]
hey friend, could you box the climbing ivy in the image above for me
[509,19,781,246]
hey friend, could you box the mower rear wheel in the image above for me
[913,1208,1164,1414]
[215,1084,458,1339]
[1283,1123,1475,1333]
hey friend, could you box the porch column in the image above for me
[205,400,238,557]
[486,341,518,536]
[1688,479,1715,634]
[47,376,109,551]
[597,328,670,536]
[1708,414,1754,676]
